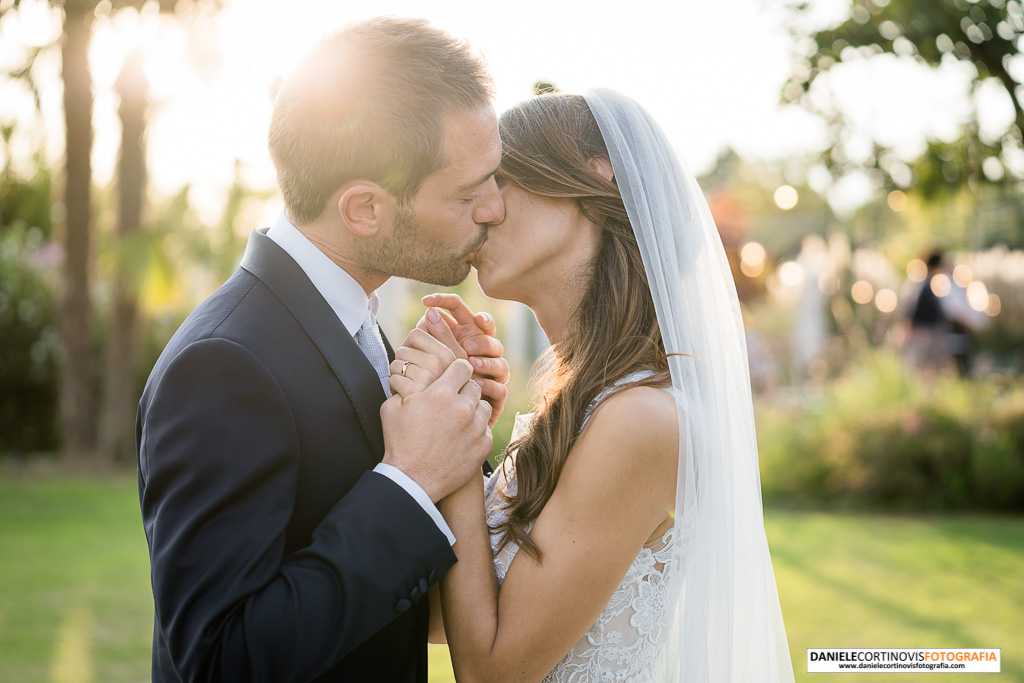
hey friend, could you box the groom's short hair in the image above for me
[268,17,494,225]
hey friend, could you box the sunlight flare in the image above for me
[50,606,94,683]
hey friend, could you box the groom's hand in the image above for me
[417,293,510,426]
[380,359,492,502]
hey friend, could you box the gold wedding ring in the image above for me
[400,360,411,377]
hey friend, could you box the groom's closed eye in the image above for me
[455,167,500,198]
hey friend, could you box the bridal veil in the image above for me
[583,89,795,682]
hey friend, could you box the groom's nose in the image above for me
[472,176,505,226]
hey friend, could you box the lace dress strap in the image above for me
[580,369,657,430]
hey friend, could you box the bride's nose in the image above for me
[473,176,505,226]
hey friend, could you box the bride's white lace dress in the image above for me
[484,373,678,682]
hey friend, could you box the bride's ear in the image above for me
[588,156,615,183]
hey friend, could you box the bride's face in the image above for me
[472,181,601,304]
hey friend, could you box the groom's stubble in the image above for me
[360,198,488,287]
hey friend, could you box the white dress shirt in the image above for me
[267,212,456,545]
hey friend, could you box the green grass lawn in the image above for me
[1,475,1021,682]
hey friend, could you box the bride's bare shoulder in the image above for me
[551,385,678,529]
[573,385,678,471]
[589,384,676,429]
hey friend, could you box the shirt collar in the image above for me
[266,211,378,337]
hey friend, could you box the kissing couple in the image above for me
[137,16,795,683]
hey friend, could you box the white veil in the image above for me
[584,89,795,682]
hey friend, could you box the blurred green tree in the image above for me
[533,81,558,95]
[0,129,54,239]
[0,141,59,455]
[0,0,221,463]
[784,0,1023,198]
[97,45,148,463]
[0,224,60,455]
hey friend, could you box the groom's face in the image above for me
[368,106,504,287]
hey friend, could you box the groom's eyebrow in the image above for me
[457,166,500,193]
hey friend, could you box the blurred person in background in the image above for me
[903,248,988,377]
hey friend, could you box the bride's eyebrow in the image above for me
[456,166,500,193]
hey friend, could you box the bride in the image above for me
[390,89,795,682]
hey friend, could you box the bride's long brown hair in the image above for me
[493,94,671,560]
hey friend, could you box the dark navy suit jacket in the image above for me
[136,228,457,682]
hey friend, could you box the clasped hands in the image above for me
[379,293,509,503]
[388,293,509,422]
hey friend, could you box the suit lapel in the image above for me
[240,228,387,461]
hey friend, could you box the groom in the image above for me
[137,17,507,682]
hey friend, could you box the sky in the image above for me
[0,0,1014,221]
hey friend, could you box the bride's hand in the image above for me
[387,321,460,400]
[389,306,507,428]
[418,293,510,427]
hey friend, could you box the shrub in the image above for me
[758,351,1024,511]
[0,224,60,454]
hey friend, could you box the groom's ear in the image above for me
[588,156,615,183]
[336,181,392,238]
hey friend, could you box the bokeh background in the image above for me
[1,0,1022,681]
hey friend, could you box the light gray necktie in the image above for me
[357,308,392,398]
